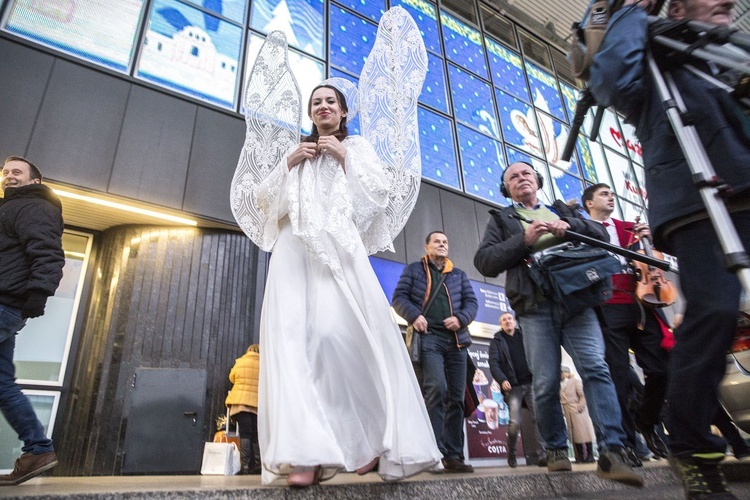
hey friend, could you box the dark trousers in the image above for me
[600,302,669,449]
[420,332,467,461]
[232,411,259,472]
[667,210,750,457]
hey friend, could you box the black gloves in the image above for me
[21,292,48,319]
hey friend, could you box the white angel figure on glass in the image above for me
[230,6,442,487]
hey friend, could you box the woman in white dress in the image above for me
[253,83,442,487]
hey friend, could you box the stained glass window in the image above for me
[457,124,506,205]
[559,81,580,126]
[250,0,325,58]
[599,108,628,156]
[4,0,145,72]
[138,0,242,108]
[549,165,584,206]
[418,106,460,189]
[526,61,566,122]
[183,0,246,22]
[496,89,541,158]
[604,149,643,206]
[329,6,378,76]
[486,38,529,102]
[449,65,499,138]
[420,52,450,113]
[441,10,488,79]
[334,0,385,22]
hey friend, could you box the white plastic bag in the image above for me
[200,441,241,475]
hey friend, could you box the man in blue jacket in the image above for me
[474,161,642,487]
[392,231,478,473]
[0,157,64,486]
[589,1,750,497]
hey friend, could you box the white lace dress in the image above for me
[255,135,442,485]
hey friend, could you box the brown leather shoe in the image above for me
[0,451,58,486]
[442,458,474,473]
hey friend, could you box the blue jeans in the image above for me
[420,332,467,461]
[667,211,750,457]
[0,304,54,455]
[505,383,545,458]
[518,302,626,451]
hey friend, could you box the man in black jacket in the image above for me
[474,162,642,487]
[489,312,545,468]
[0,156,64,486]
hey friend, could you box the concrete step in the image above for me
[3,460,749,499]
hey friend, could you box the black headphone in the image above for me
[500,161,544,198]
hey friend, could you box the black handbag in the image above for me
[528,242,623,321]
[405,273,447,364]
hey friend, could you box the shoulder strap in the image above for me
[422,273,447,316]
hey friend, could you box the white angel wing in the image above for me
[230,31,301,251]
[358,6,428,252]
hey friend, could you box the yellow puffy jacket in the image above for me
[225,345,259,408]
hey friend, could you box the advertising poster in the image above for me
[465,342,524,460]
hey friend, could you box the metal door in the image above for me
[121,368,206,474]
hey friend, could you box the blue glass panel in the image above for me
[496,89,541,157]
[576,134,599,182]
[538,113,577,174]
[329,69,361,135]
[418,107,460,188]
[559,81,580,126]
[448,65,499,138]
[525,61,566,122]
[250,0,325,58]
[138,0,242,108]
[390,0,441,55]
[4,0,145,72]
[457,124,506,205]
[441,10,488,79]
[329,7,378,76]
[334,0,385,22]
[420,52,449,113]
[183,0,246,22]
[550,166,584,205]
[486,38,529,102]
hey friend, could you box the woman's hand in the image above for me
[287,142,318,170]
[317,135,347,170]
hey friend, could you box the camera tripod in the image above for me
[562,13,750,296]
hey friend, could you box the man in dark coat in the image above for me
[589,0,750,496]
[488,312,545,468]
[0,156,64,486]
[474,161,642,487]
[392,231,478,473]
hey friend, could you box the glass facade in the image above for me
[1,0,647,213]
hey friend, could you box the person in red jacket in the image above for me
[581,184,670,466]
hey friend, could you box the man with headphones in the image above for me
[474,162,643,487]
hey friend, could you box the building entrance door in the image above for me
[121,368,206,474]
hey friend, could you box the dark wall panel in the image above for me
[110,86,197,207]
[373,229,407,263]
[441,190,483,280]
[0,39,53,160]
[56,226,260,475]
[26,59,130,190]
[403,183,443,263]
[183,107,245,221]
[474,200,507,287]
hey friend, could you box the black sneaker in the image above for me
[537,453,548,467]
[625,446,644,468]
[546,448,572,472]
[669,453,737,499]
[507,453,517,468]
[596,448,644,487]
[442,458,474,473]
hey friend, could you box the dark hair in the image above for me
[4,155,43,182]
[581,183,610,213]
[425,230,446,245]
[301,85,349,143]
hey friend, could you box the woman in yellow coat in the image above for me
[226,345,260,474]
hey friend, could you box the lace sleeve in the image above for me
[230,31,301,251]
[358,6,428,252]
[344,136,390,251]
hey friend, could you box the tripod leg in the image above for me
[647,53,750,295]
